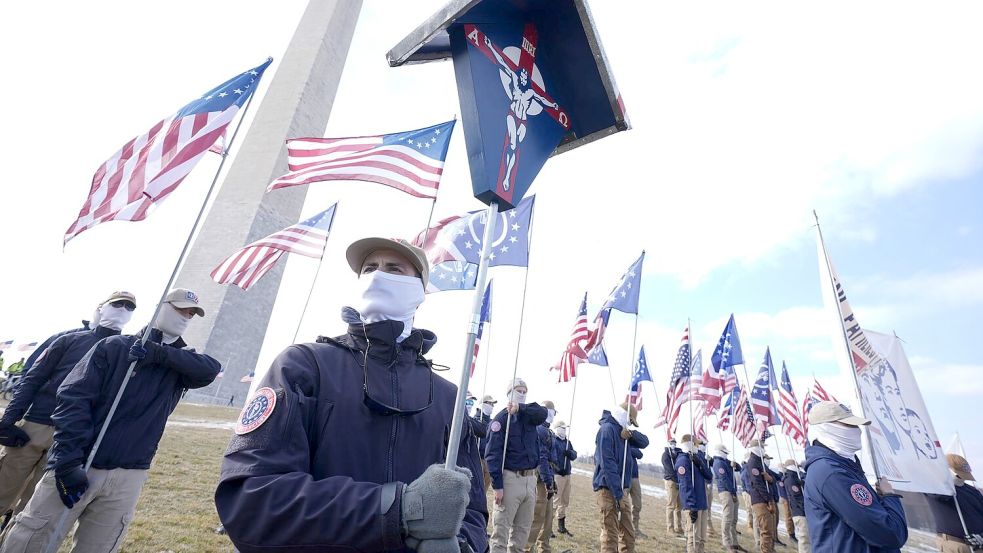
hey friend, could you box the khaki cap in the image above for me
[783,459,797,468]
[346,237,429,284]
[543,400,555,410]
[749,439,761,448]
[618,402,639,426]
[948,454,975,481]
[715,444,730,454]
[164,288,204,317]
[680,433,693,443]
[554,420,568,429]
[104,291,137,307]
[507,377,527,394]
[481,395,497,405]
[808,401,870,426]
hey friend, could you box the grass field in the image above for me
[2,400,937,552]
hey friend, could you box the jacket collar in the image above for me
[339,319,436,359]
[92,325,120,339]
[136,326,187,349]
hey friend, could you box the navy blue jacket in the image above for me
[473,408,492,456]
[785,469,805,517]
[802,442,907,553]
[662,447,680,482]
[675,450,713,510]
[22,322,88,374]
[713,456,737,494]
[535,423,556,487]
[592,411,644,498]
[215,321,488,553]
[740,463,751,493]
[928,482,983,537]
[629,447,643,479]
[747,453,774,505]
[485,402,548,489]
[1,325,117,428]
[769,468,782,502]
[50,329,219,472]
[551,436,577,476]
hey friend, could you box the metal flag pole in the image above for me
[42,75,262,553]
[739,368,772,500]
[620,310,641,491]
[445,201,499,469]
[477,319,494,410]
[565,371,580,458]
[212,354,234,399]
[291,204,339,344]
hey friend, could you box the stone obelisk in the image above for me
[176,0,362,405]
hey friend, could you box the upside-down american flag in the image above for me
[267,120,456,199]
[210,203,336,291]
[778,361,806,446]
[65,59,272,245]
[469,280,493,377]
[661,326,691,439]
[553,293,590,383]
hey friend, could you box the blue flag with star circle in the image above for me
[599,252,645,314]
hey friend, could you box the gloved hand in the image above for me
[547,482,556,500]
[689,510,698,524]
[402,465,472,542]
[620,428,633,440]
[128,338,168,366]
[966,533,983,548]
[0,423,30,447]
[55,465,89,509]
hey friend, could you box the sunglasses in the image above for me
[109,300,136,311]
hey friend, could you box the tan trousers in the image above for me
[524,480,554,553]
[751,502,775,553]
[482,458,492,494]
[629,478,642,534]
[554,475,571,519]
[720,492,738,548]
[685,509,707,553]
[0,422,54,515]
[792,515,812,553]
[596,488,633,553]
[938,534,973,553]
[491,471,538,553]
[770,501,779,541]
[705,483,715,534]
[665,480,682,532]
[743,492,753,530]
[1,468,149,553]
[780,498,795,538]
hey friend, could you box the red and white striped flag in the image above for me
[552,293,589,383]
[267,121,456,199]
[469,280,493,376]
[694,402,708,443]
[211,204,336,291]
[778,362,806,446]
[811,379,836,402]
[65,59,271,244]
[661,326,692,439]
[733,387,757,447]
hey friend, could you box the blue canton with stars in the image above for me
[177,58,272,118]
[631,345,654,392]
[710,314,744,370]
[599,252,644,314]
[751,347,782,426]
[429,261,479,292]
[447,195,535,267]
[383,120,456,162]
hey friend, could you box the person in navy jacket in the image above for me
[3,288,218,553]
[802,401,908,553]
[675,434,714,553]
[215,238,487,553]
[663,437,684,535]
[927,453,983,552]
[551,420,577,537]
[524,399,557,553]
[593,405,648,553]
[712,444,742,552]
[475,394,497,492]
[765,455,787,547]
[783,459,810,553]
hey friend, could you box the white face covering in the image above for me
[97,304,132,331]
[481,403,494,416]
[91,307,102,328]
[698,444,707,453]
[509,389,527,405]
[681,441,695,454]
[352,270,425,342]
[155,304,191,344]
[750,446,765,457]
[557,427,568,439]
[613,408,629,428]
[546,409,556,425]
[812,422,863,459]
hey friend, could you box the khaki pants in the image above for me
[770,501,779,541]
[1,468,148,553]
[705,483,715,534]
[596,488,633,553]
[751,502,775,553]
[938,534,973,553]
[793,516,811,553]
[664,480,682,532]
[685,509,707,553]
[780,498,795,538]
[0,422,54,515]
[482,458,492,493]
[554,475,572,519]
[491,471,538,553]
[629,478,642,534]
[524,480,554,553]
[720,492,738,548]
[743,492,753,530]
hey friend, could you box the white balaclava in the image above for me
[812,422,863,459]
[352,270,425,342]
[155,304,191,344]
[750,445,765,457]
[481,402,494,416]
[613,407,629,429]
[557,427,568,439]
[680,440,695,454]
[546,409,556,425]
[698,443,707,453]
[91,306,103,328]
[97,304,133,331]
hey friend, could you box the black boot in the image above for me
[558,517,574,537]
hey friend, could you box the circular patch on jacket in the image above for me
[678,466,686,475]
[751,468,760,476]
[718,467,726,474]
[850,483,873,506]
[791,485,800,493]
[235,387,276,435]
[491,421,502,432]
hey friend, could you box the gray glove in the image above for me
[966,533,983,548]
[405,537,466,553]
[402,464,472,542]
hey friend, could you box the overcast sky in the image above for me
[2,1,982,470]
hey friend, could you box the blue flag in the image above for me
[750,347,782,427]
[599,252,645,314]
[631,346,654,392]
[427,261,478,293]
[710,314,744,370]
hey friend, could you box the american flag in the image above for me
[240,370,255,383]
[628,345,654,410]
[553,293,590,383]
[584,308,610,366]
[17,342,38,352]
[267,120,456,199]
[65,59,272,244]
[733,385,757,446]
[470,280,493,377]
[811,379,836,402]
[778,361,806,446]
[750,348,782,427]
[717,385,739,431]
[700,314,743,409]
[801,380,834,440]
[211,203,336,291]
[694,403,708,443]
[688,349,704,402]
[661,326,691,439]
[0,340,12,351]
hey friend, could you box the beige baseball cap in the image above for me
[164,288,205,317]
[808,401,870,426]
[948,454,975,481]
[104,291,137,307]
[481,395,497,404]
[554,420,568,429]
[543,400,556,410]
[618,402,640,426]
[346,237,429,284]
[748,439,761,448]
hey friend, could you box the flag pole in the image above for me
[477,320,494,409]
[619,251,645,491]
[739,369,772,500]
[565,372,580,458]
[41,76,262,553]
[445,201,499,469]
[212,354,234,399]
[290,204,338,344]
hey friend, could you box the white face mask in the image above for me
[481,403,494,416]
[154,304,191,344]
[509,389,527,405]
[698,444,707,453]
[812,422,863,459]
[613,408,629,429]
[546,409,556,425]
[557,427,568,439]
[681,442,695,454]
[351,270,425,342]
[97,304,132,331]
[751,446,765,457]
[91,306,103,328]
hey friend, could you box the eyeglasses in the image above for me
[109,300,136,311]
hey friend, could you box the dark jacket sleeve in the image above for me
[819,472,908,548]
[598,426,623,499]
[485,411,507,489]
[469,415,488,439]
[696,454,713,481]
[22,328,77,373]
[158,345,221,389]
[662,449,675,480]
[49,342,110,472]
[215,346,404,552]
[566,441,578,460]
[456,415,490,553]
[1,336,65,425]
[536,427,554,487]
[628,429,650,449]
[521,403,548,425]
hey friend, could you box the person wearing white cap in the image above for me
[662,437,684,535]
[711,444,743,552]
[550,419,577,538]
[783,459,810,553]
[746,438,775,553]
[801,401,908,552]
[476,395,498,493]
[927,453,983,552]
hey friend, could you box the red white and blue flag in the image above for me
[583,308,610,367]
[688,349,704,403]
[628,345,654,410]
[718,385,739,431]
[750,347,782,428]
[268,120,456,199]
[65,59,272,244]
[811,379,836,402]
[553,293,589,383]
[470,280,494,376]
[801,380,834,439]
[211,203,336,291]
[778,361,806,446]
[700,314,743,409]
[661,326,692,439]
[733,384,757,447]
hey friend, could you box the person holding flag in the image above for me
[525,400,557,553]
[619,402,651,540]
[927,454,983,552]
[783,459,811,553]
[747,438,776,553]
[675,434,714,553]
[550,420,577,538]
[663,437,685,536]
[711,445,742,552]
[476,395,498,492]
[628,347,654,539]
[592,404,648,553]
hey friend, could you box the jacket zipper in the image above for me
[386,347,398,482]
